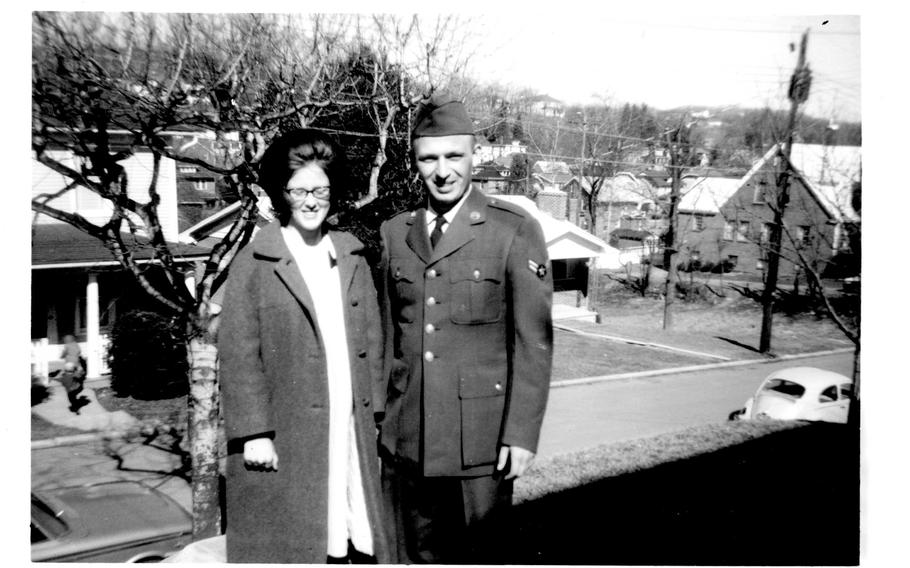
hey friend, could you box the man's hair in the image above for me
[257,129,350,225]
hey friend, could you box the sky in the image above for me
[467,13,861,123]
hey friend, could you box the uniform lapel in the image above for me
[429,188,486,264]
[405,208,432,264]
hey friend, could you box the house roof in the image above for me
[610,228,655,241]
[788,143,861,222]
[677,175,743,214]
[472,162,510,181]
[677,143,858,222]
[32,223,211,269]
[492,195,612,260]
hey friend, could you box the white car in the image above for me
[729,367,854,424]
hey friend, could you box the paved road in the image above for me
[536,350,854,458]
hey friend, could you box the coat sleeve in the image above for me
[373,221,394,419]
[218,248,274,443]
[501,214,553,453]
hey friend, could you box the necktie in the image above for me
[430,215,445,249]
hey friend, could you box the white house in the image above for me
[32,148,210,380]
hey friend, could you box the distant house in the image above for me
[172,133,243,231]
[473,140,527,166]
[565,172,665,241]
[676,144,858,277]
[472,162,512,195]
[522,94,565,118]
[608,228,661,266]
[32,141,211,379]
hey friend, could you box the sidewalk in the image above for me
[32,380,138,448]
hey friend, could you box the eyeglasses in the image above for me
[285,186,331,201]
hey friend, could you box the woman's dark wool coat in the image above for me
[218,223,391,563]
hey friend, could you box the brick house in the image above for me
[676,144,856,277]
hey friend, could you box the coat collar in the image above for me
[252,222,363,311]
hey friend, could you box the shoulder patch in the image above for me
[528,259,548,279]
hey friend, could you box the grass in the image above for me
[93,387,188,428]
[516,420,802,503]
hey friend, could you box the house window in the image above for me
[723,222,734,241]
[736,221,750,242]
[179,166,197,174]
[796,225,811,246]
[753,181,767,203]
[760,223,774,245]
[693,214,705,231]
[727,255,738,267]
[193,180,214,193]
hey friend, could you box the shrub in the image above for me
[107,310,189,399]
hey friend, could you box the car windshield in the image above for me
[31,494,67,542]
[761,378,805,399]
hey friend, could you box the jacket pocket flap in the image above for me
[449,259,503,283]
[459,368,506,399]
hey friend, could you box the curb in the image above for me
[550,347,855,389]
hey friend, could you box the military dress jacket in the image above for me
[377,188,554,477]
[218,223,391,563]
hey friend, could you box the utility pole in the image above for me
[759,29,812,353]
[662,122,685,330]
[576,109,586,227]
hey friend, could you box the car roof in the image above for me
[764,367,853,390]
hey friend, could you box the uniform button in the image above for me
[424,351,435,362]
[362,398,371,407]
[495,382,503,391]
[358,350,367,358]
[427,297,436,306]
[351,298,359,306]
[427,269,437,279]
[425,324,435,334]
[473,269,481,280]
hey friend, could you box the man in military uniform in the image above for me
[377,94,553,563]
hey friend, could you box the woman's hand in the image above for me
[243,438,278,471]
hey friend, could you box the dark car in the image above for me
[31,480,192,563]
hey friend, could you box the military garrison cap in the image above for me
[411,94,474,139]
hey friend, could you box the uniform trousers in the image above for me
[381,457,513,564]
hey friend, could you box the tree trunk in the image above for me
[186,334,222,539]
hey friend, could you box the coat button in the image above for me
[473,269,481,280]
[362,398,371,407]
[351,298,359,306]
[424,351,435,362]
[427,269,437,279]
[425,324,435,334]
[495,382,503,391]
[426,297,436,306]
[358,350,367,358]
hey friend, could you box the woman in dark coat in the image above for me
[218,129,391,563]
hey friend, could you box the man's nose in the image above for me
[434,158,450,180]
